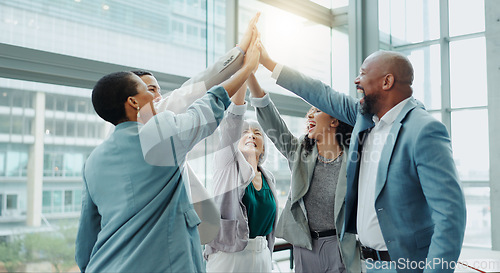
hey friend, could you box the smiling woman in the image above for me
[205,83,278,273]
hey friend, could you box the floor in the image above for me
[271,247,500,273]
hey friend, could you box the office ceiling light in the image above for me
[102,4,110,10]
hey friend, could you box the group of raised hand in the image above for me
[238,12,277,82]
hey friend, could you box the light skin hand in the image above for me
[238,12,260,52]
[231,82,247,106]
[221,38,260,98]
[259,42,277,72]
[243,35,261,74]
[248,73,266,98]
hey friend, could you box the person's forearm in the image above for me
[247,73,265,98]
[221,65,253,98]
[231,82,247,105]
[261,58,277,73]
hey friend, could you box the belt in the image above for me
[361,245,391,261]
[310,229,336,239]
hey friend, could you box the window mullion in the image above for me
[439,0,451,134]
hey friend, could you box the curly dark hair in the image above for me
[301,119,353,157]
[91,71,139,125]
[131,70,154,78]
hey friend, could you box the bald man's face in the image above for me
[355,54,386,115]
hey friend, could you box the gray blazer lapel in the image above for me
[290,143,318,205]
[374,99,418,199]
[334,150,348,224]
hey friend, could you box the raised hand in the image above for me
[243,34,261,73]
[258,42,277,72]
[238,12,260,52]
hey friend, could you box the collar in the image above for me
[373,97,412,127]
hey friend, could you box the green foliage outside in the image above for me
[0,223,77,273]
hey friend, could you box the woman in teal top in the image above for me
[243,174,276,239]
[205,82,279,273]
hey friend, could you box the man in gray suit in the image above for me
[257,44,466,273]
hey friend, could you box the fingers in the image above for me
[250,12,261,26]
[239,12,261,52]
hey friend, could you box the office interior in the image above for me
[0,0,499,272]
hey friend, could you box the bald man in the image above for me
[258,48,466,273]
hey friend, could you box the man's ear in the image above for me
[382,74,395,90]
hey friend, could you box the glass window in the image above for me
[332,27,350,95]
[74,190,82,211]
[6,149,28,177]
[88,123,96,138]
[42,190,52,213]
[379,0,440,46]
[0,0,210,77]
[463,187,491,248]
[52,190,63,213]
[64,153,84,177]
[0,90,11,107]
[67,122,76,137]
[0,152,5,176]
[54,120,65,136]
[451,109,489,181]
[44,153,63,177]
[56,97,66,111]
[77,99,88,113]
[45,120,54,136]
[400,45,442,110]
[45,95,55,110]
[187,25,197,37]
[77,123,86,137]
[449,0,485,37]
[450,37,487,108]
[64,190,73,212]
[11,116,24,135]
[67,99,77,113]
[12,93,25,108]
[240,0,332,95]
[0,115,11,134]
[6,194,18,209]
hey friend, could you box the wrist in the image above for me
[262,58,276,72]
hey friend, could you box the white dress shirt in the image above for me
[357,97,411,250]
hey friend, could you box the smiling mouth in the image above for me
[245,142,257,147]
[307,121,316,133]
[356,85,364,94]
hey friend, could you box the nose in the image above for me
[354,76,360,84]
[307,112,314,118]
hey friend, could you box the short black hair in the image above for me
[92,72,139,125]
[131,70,154,77]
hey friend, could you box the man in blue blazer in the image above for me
[258,47,466,272]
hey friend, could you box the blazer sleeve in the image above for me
[213,103,246,170]
[414,120,466,272]
[139,86,231,167]
[155,47,243,114]
[212,103,253,195]
[75,169,101,272]
[276,65,359,127]
[184,47,244,91]
[251,93,300,162]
